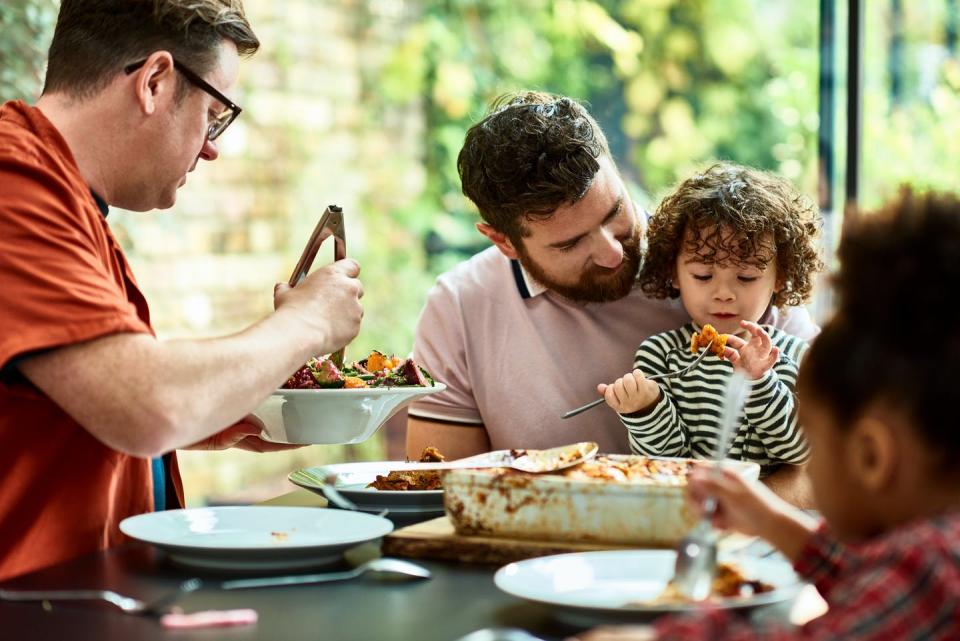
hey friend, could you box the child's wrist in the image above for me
[763,507,818,563]
[744,365,774,382]
[620,387,662,418]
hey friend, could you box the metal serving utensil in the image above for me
[220,558,431,590]
[357,441,599,475]
[561,339,716,420]
[288,204,347,367]
[0,578,202,616]
[670,369,750,600]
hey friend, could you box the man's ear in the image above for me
[477,222,519,260]
[848,415,898,493]
[131,51,176,116]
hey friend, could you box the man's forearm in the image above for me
[19,308,316,456]
[405,416,490,460]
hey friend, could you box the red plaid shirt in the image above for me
[656,512,960,640]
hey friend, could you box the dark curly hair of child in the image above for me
[640,163,824,308]
[800,187,960,471]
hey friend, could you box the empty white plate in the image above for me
[120,506,393,572]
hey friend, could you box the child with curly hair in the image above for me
[600,163,823,469]
[578,188,960,641]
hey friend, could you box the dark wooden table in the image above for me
[0,493,816,641]
[0,541,591,641]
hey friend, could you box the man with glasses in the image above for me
[0,0,364,581]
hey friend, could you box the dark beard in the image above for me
[517,227,643,303]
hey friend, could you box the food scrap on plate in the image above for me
[367,447,446,491]
[651,562,775,604]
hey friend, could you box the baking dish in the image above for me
[443,455,760,546]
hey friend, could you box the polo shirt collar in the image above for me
[90,189,109,218]
[510,259,548,299]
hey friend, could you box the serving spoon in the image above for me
[220,558,431,590]
[361,441,599,475]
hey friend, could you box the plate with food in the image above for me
[288,447,448,517]
[119,506,393,572]
[494,549,801,626]
[255,351,445,445]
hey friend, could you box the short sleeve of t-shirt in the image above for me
[0,139,151,370]
[409,275,484,425]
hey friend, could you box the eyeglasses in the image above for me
[124,58,242,141]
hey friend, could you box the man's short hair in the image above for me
[43,0,260,99]
[457,91,611,242]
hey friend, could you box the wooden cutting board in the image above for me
[382,516,761,566]
[384,516,648,565]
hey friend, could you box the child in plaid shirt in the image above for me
[577,188,960,641]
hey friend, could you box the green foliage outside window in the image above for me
[0,0,58,101]
[362,0,818,277]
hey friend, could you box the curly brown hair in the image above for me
[800,188,960,469]
[457,91,610,243]
[640,163,823,308]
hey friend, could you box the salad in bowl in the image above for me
[255,351,444,445]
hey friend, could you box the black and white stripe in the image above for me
[621,322,809,468]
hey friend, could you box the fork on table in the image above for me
[0,577,202,616]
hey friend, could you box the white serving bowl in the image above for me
[253,383,445,445]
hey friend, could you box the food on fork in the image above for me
[282,350,434,389]
[367,447,447,491]
[690,323,728,359]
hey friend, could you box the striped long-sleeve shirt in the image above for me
[621,323,808,467]
[654,513,960,640]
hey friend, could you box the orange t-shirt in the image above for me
[0,100,182,580]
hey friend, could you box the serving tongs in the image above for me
[288,205,347,367]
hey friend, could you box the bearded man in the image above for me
[404,92,818,504]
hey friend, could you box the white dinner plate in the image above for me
[289,462,445,517]
[120,506,393,572]
[494,550,802,627]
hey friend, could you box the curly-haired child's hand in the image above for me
[598,370,661,415]
[723,320,780,380]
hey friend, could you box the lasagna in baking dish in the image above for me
[560,455,696,485]
[443,454,760,546]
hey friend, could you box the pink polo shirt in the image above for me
[410,246,819,453]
